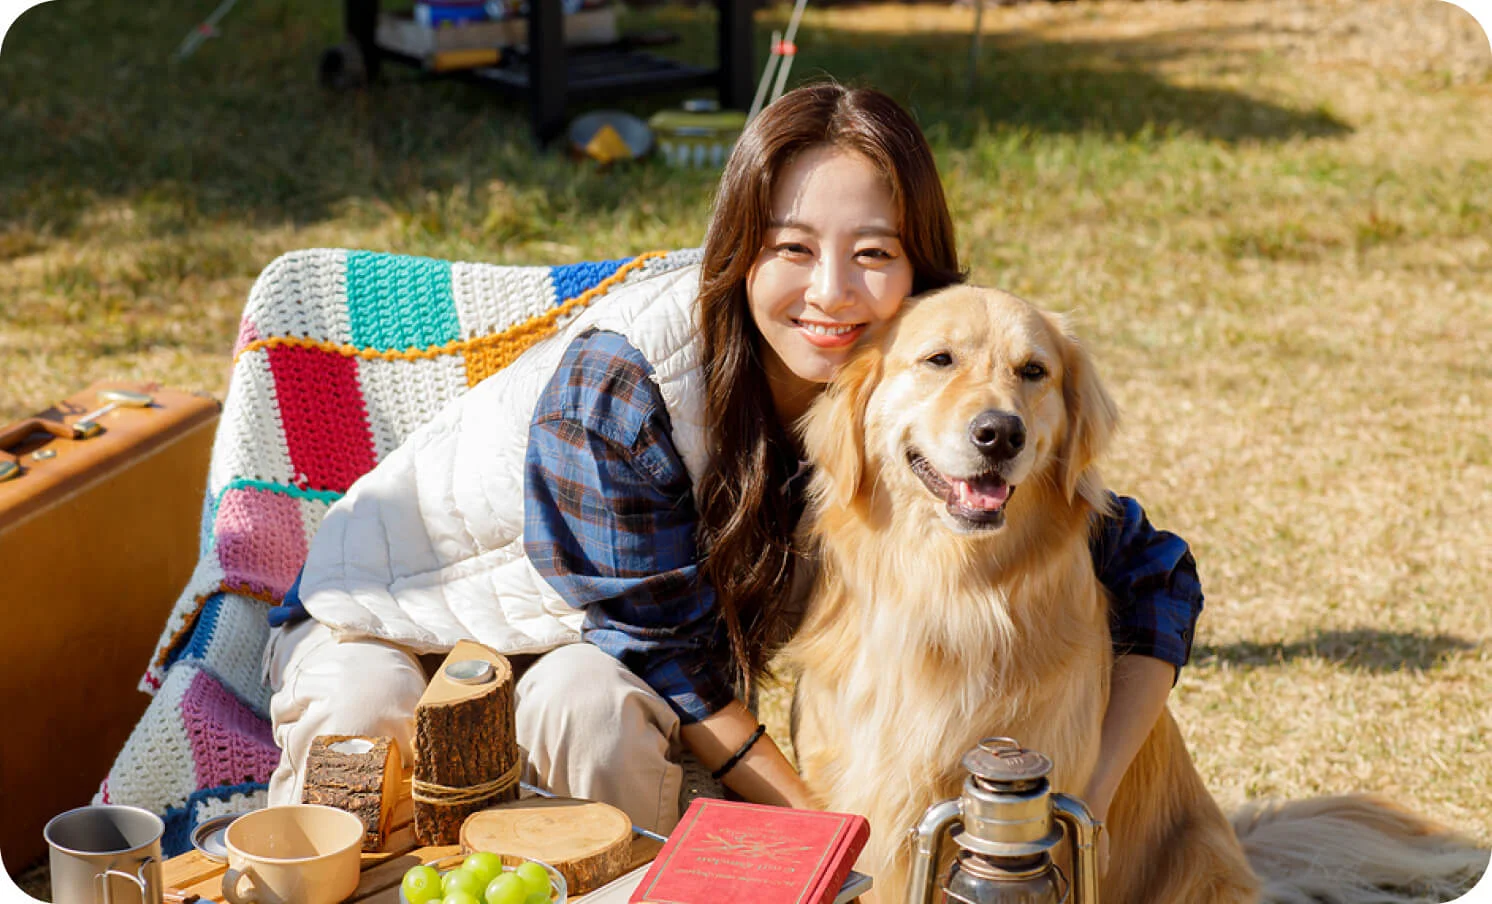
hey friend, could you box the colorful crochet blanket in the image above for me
[97,247,702,855]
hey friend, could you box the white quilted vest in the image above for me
[298,264,709,655]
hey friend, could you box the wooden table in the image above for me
[163,779,662,904]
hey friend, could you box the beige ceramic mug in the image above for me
[221,805,364,904]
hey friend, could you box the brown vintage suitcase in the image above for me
[0,381,220,874]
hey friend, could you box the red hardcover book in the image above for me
[629,799,871,904]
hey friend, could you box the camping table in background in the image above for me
[160,776,663,904]
[334,0,755,146]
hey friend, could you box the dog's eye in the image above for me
[924,352,954,368]
[1019,362,1048,381]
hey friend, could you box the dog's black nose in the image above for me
[969,410,1025,459]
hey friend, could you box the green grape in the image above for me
[402,865,442,904]
[443,867,488,899]
[484,872,529,904]
[524,891,550,904]
[514,862,551,898]
[443,891,482,904]
[462,852,503,887]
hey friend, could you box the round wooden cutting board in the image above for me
[460,796,632,895]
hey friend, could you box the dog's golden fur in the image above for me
[785,286,1485,904]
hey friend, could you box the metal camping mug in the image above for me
[43,804,165,904]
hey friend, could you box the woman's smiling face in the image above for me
[747,144,915,416]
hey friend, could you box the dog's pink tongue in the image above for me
[953,478,1010,511]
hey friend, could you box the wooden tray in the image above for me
[161,776,661,903]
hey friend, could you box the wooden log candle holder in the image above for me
[412,640,522,845]
[461,797,633,895]
[302,734,403,851]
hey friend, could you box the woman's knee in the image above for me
[515,642,683,832]
[270,625,428,759]
[515,642,678,755]
[267,623,427,805]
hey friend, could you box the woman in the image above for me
[268,84,1197,858]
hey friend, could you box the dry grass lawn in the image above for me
[2,0,1489,884]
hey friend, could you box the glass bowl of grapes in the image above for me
[400,853,566,904]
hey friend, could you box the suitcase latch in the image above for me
[70,389,155,439]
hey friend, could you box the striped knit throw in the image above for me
[97,247,702,855]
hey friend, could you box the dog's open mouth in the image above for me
[907,449,1014,529]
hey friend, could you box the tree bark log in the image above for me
[412,640,521,845]
[302,735,402,851]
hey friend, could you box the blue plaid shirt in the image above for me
[523,330,1204,724]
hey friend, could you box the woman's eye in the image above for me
[925,352,954,368]
[1020,362,1048,381]
[777,242,811,256]
[856,248,892,261]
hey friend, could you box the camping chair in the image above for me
[99,247,707,854]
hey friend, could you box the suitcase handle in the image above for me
[0,417,79,453]
[0,419,80,482]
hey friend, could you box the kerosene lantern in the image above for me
[904,737,1101,904]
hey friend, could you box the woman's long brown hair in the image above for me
[696,82,965,691]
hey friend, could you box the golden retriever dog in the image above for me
[785,285,1486,904]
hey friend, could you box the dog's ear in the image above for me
[1050,314,1119,512]
[800,347,882,510]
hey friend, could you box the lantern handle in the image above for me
[1051,793,1102,904]
[904,798,964,904]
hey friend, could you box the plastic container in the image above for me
[648,101,747,169]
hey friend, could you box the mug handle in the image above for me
[95,863,150,904]
[221,867,261,904]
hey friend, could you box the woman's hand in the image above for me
[1078,783,1113,876]
[680,700,815,810]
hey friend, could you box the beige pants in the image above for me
[265,619,690,834]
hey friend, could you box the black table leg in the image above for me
[718,0,754,110]
[529,1,568,147]
[346,0,380,81]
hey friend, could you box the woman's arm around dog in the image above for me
[1087,493,1206,872]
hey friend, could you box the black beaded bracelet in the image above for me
[712,723,768,781]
